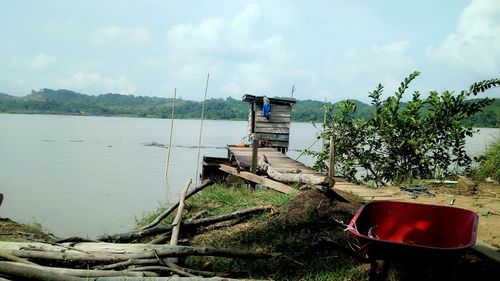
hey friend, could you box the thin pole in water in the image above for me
[164,88,176,185]
[195,73,210,185]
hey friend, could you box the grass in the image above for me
[0,218,52,242]
[472,137,500,183]
[137,182,295,227]
[136,182,369,280]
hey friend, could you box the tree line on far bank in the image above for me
[0,88,498,127]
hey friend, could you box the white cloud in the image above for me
[427,0,500,75]
[167,18,226,61]
[328,41,415,99]
[90,25,151,45]
[61,72,136,94]
[165,4,298,98]
[336,41,413,83]
[31,54,57,70]
[231,3,261,35]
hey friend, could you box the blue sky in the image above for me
[1,0,499,102]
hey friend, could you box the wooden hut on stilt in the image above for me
[242,94,296,153]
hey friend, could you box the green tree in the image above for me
[306,72,500,186]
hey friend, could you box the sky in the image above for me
[1,0,499,102]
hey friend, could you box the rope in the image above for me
[295,138,320,160]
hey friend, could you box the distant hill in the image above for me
[0,88,498,127]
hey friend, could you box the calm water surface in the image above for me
[0,114,498,238]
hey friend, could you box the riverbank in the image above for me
[4,179,498,280]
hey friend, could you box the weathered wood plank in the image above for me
[256,133,290,141]
[267,140,290,147]
[219,164,298,194]
[255,116,291,123]
[255,111,292,118]
[255,127,290,134]
[253,122,291,129]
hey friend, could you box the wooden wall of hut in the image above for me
[248,102,293,152]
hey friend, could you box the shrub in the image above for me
[306,72,499,186]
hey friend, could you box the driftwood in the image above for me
[258,156,333,186]
[0,261,80,281]
[90,276,264,281]
[0,241,280,263]
[139,179,214,231]
[169,179,192,263]
[100,206,272,243]
[0,261,157,277]
[96,258,228,278]
[171,180,192,246]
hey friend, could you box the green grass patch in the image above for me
[472,137,500,183]
[137,183,295,227]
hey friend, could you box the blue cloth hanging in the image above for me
[263,103,271,120]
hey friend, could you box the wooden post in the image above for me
[251,138,258,174]
[250,102,255,133]
[328,135,335,178]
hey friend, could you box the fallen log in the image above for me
[0,261,157,278]
[0,261,80,281]
[91,277,265,281]
[0,241,280,263]
[258,156,333,186]
[139,179,214,231]
[100,206,272,243]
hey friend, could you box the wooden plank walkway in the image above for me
[227,146,402,201]
[227,146,319,174]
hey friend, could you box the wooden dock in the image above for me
[227,146,318,174]
[225,146,401,201]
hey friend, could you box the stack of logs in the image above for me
[0,179,278,281]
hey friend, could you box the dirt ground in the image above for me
[384,180,500,248]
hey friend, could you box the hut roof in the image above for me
[242,94,296,106]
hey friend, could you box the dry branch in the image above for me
[100,206,272,243]
[95,258,160,270]
[171,179,192,247]
[139,179,214,231]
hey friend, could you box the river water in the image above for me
[0,113,498,238]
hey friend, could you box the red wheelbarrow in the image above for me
[348,201,478,280]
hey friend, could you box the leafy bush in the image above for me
[306,71,500,186]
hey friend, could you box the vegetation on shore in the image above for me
[472,137,500,183]
[136,182,368,280]
[306,72,500,186]
[0,88,499,127]
[135,180,498,280]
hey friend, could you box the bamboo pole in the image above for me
[164,88,176,185]
[195,73,210,186]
